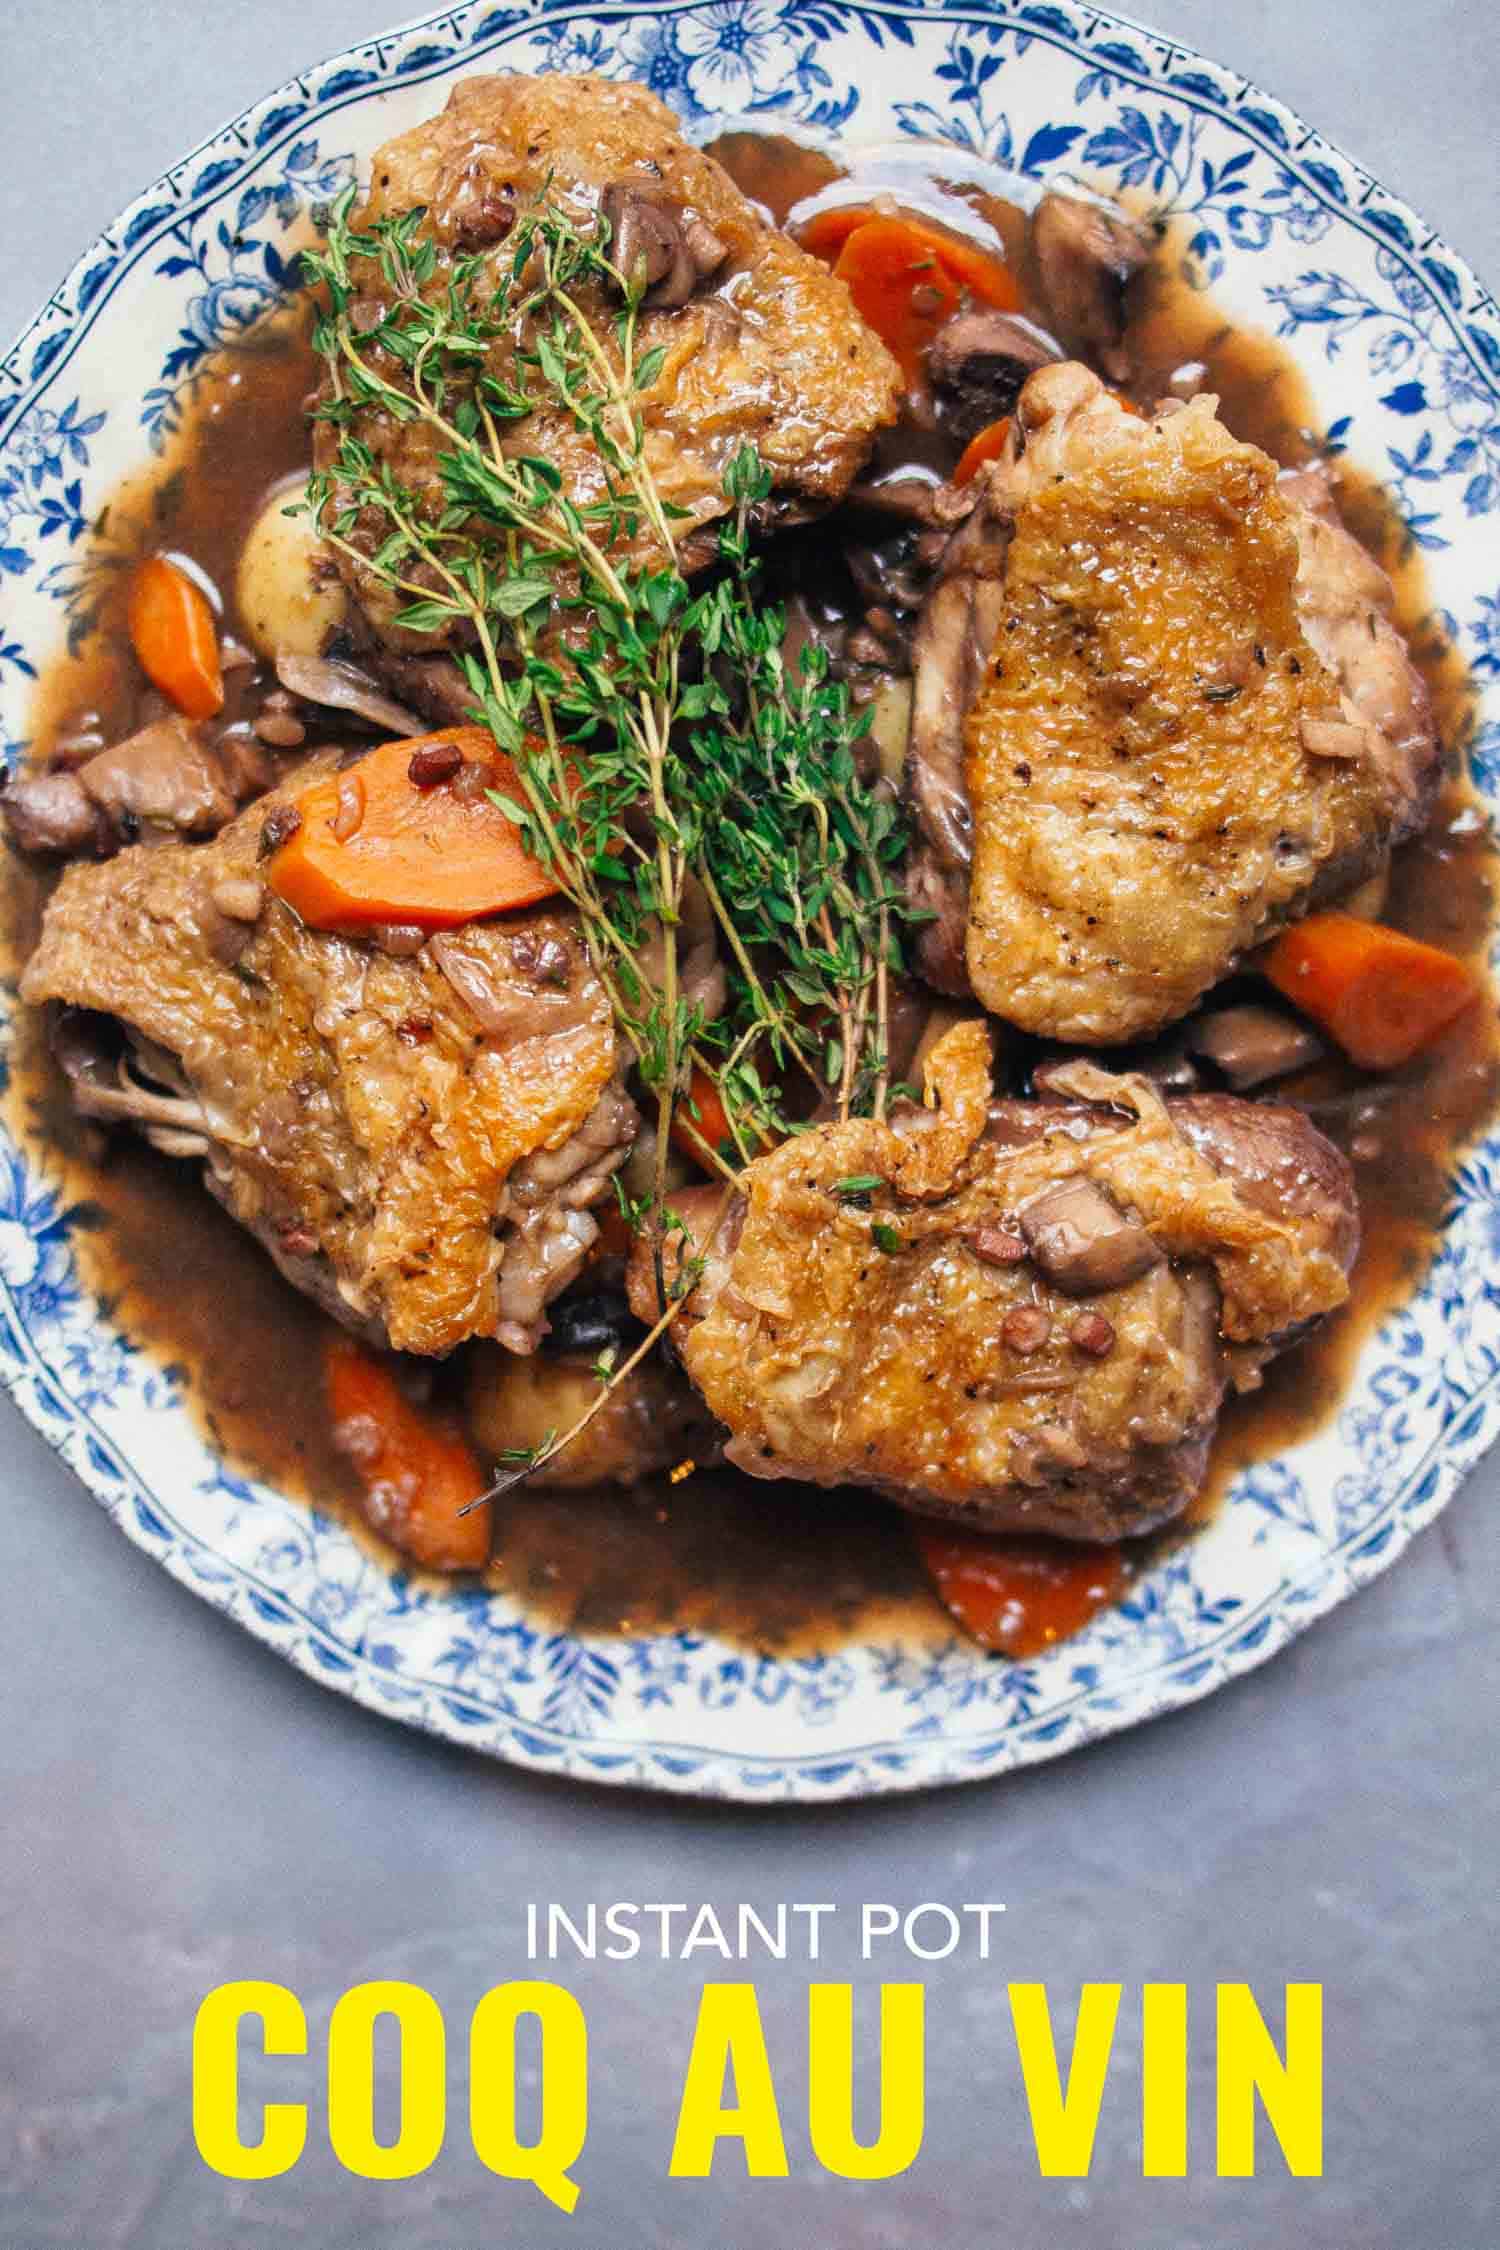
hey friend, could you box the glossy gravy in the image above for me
[4,135,1496,1656]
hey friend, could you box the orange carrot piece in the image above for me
[913,225,1023,312]
[812,212,1020,385]
[916,1524,1129,1657]
[128,555,224,720]
[953,416,1012,485]
[805,206,1020,310]
[266,726,558,935]
[670,1068,735,1173]
[1261,913,1479,1071]
[325,1334,490,1571]
[833,219,960,384]
[798,206,872,263]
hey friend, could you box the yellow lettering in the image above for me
[1009,1982,1120,2178]
[192,1981,306,2180]
[1217,1983,1322,2177]
[471,1981,588,2214]
[327,1981,445,2180]
[808,1983,924,2179]
[1142,1984,1187,2177]
[669,1984,788,2179]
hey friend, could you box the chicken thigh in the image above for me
[319,72,903,648]
[908,364,1439,1038]
[628,1022,1357,1539]
[23,754,634,1357]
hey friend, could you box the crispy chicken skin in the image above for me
[629,1023,1356,1539]
[319,72,903,646]
[913,364,1438,1038]
[22,755,634,1357]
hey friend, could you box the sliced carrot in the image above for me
[835,220,961,385]
[325,1334,490,1571]
[670,1068,735,1173]
[804,206,1020,310]
[953,416,1012,486]
[916,1524,1129,1657]
[128,555,223,720]
[266,726,558,935]
[908,224,1022,313]
[798,205,874,263]
[1260,913,1479,1071]
[807,211,1019,385]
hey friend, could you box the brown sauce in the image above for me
[4,134,1497,1657]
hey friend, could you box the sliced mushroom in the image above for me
[433,155,517,253]
[1,768,110,857]
[1030,192,1150,383]
[843,538,929,617]
[430,931,596,1044]
[902,470,1013,996]
[369,651,477,729]
[906,561,1006,870]
[599,184,727,312]
[1187,1005,1325,1091]
[630,874,726,1030]
[683,215,730,277]
[78,717,237,836]
[844,474,945,527]
[274,650,425,737]
[781,592,848,682]
[1034,1033,1200,1100]
[928,309,1063,443]
[1017,1178,1164,1294]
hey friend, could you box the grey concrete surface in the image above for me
[2,6,1497,2245]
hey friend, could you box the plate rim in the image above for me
[2,0,1497,1800]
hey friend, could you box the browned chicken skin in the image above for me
[319,72,903,647]
[908,364,1439,1038]
[627,1023,1357,1540]
[22,754,635,1357]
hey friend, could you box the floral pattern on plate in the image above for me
[0,0,1496,1797]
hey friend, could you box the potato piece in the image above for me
[235,477,346,661]
[465,1345,716,1491]
[867,676,912,785]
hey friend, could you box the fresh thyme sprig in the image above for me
[302,180,917,1483]
[691,451,910,1127]
[304,187,715,1210]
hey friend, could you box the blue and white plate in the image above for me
[3,1,1498,1799]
